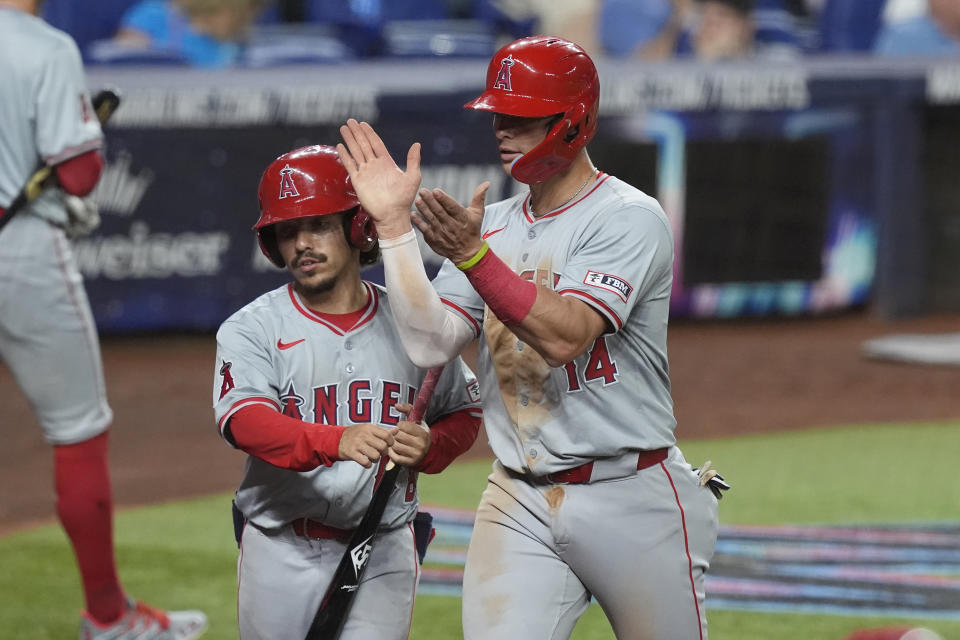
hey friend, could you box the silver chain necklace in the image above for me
[533,170,598,216]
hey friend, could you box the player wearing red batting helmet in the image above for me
[215,143,482,640]
[464,35,599,185]
[339,33,726,640]
[255,145,379,269]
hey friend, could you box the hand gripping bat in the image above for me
[305,366,444,640]
[0,88,121,235]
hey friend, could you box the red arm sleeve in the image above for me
[413,409,482,474]
[54,149,104,197]
[227,404,347,472]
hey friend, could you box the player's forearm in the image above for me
[380,231,474,367]
[460,245,603,366]
[509,290,606,366]
[226,404,346,471]
[413,409,482,474]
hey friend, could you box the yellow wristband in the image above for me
[456,241,490,271]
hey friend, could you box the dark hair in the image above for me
[358,243,381,267]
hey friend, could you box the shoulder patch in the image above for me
[218,360,235,400]
[583,270,633,302]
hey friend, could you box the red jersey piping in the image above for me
[557,288,624,330]
[286,282,379,335]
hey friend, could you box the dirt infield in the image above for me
[2,310,959,534]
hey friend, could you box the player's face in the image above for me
[492,114,555,173]
[275,214,356,295]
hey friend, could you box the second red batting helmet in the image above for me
[464,36,600,184]
[255,145,377,267]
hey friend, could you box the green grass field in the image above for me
[2,421,958,639]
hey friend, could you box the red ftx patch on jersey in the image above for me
[583,270,633,302]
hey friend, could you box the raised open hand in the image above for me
[337,119,422,239]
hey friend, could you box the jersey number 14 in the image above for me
[563,337,618,391]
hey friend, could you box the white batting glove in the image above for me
[693,460,731,500]
[62,194,101,238]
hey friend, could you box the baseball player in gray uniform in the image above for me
[337,36,726,639]
[213,145,482,640]
[0,2,207,638]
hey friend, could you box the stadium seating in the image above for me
[302,0,455,57]
[468,0,535,40]
[49,0,904,64]
[753,0,804,54]
[256,4,283,25]
[380,0,449,22]
[381,19,496,58]
[244,24,351,66]
[817,0,887,52]
[43,0,140,57]
[84,39,189,66]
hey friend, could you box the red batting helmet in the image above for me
[255,145,377,268]
[464,36,600,184]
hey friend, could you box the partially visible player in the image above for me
[213,145,482,640]
[338,36,725,639]
[0,2,208,639]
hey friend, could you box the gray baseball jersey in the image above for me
[434,173,719,639]
[0,8,110,445]
[0,7,102,223]
[434,172,677,475]
[214,281,481,531]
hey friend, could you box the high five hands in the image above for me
[414,182,489,266]
[337,119,421,240]
[337,118,489,263]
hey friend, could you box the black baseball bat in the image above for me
[0,88,121,235]
[305,366,444,640]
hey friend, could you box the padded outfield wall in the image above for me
[80,58,960,332]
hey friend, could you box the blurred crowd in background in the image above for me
[45,0,960,69]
